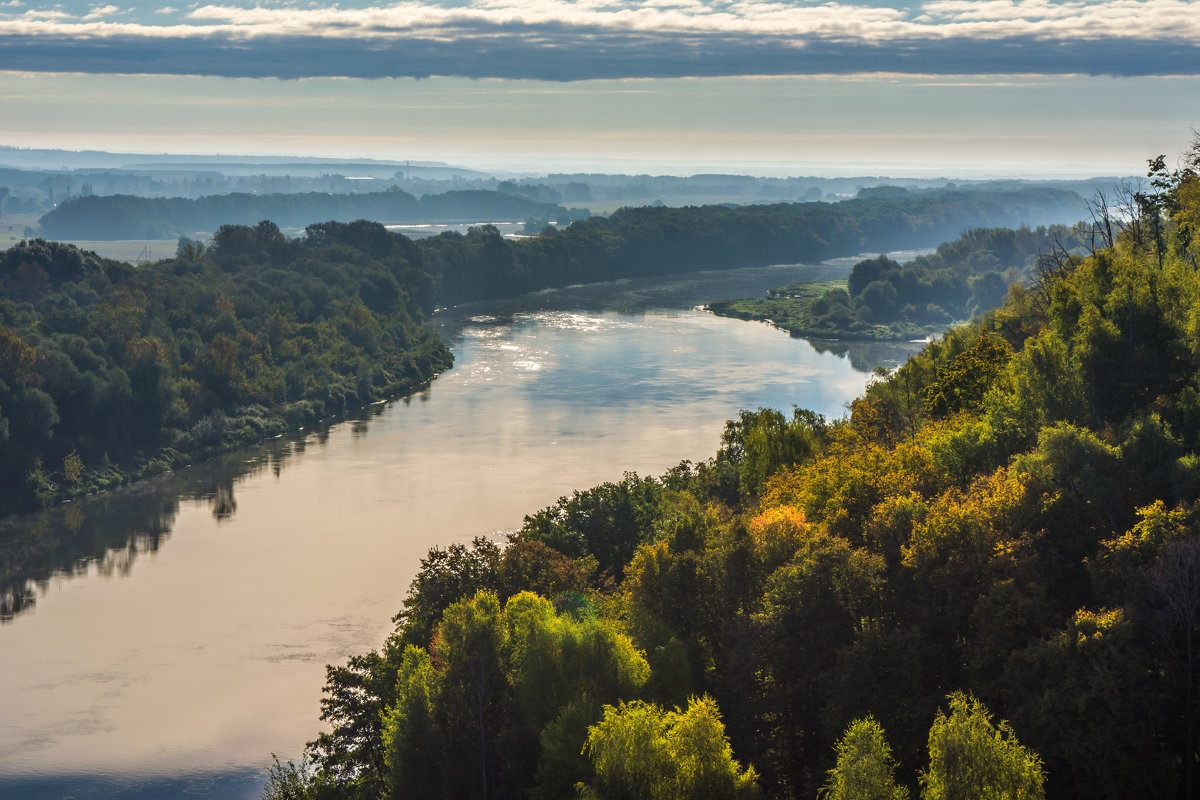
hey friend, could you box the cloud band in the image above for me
[2,0,1198,80]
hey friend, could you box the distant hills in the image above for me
[0,145,482,177]
[0,145,1139,220]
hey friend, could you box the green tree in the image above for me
[582,699,673,800]
[860,279,900,322]
[381,646,438,797]
[1001,609,1174,800]
[308,646,400,799]
[822,716,908,800]
[718,408,827,499]
[581,696,757,800]
[922,333,1013,417]
[434,590,508,800]
[503,592,649,737]
[261,753,321,800]
[394,536,501,647]
[520,473,663,578]
[668,696,759,800]
[920,692,1044,800]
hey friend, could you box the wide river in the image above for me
[0,257,924,799]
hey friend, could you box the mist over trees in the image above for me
[422,187,1083,304]
[37,189,576,240]
[0,143,1130,221]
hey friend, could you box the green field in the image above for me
[764,278,847,300]
[57,239,181,262]
[0,214,38,249]
[706,277,946,341]
[0,215,178,262]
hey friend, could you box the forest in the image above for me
[266,146,1200,800]
[420,186,1082,304]
[0,220,451,512]
[707,224,1094,340]
[1,185,1082,511]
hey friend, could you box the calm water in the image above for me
[0,259,923,798]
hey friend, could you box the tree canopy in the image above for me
[280,139,1200,800]
[0,220,451,510]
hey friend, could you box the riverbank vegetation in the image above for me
[707,224,1093,340]
[0,220,451,512]
[1,185,1081,511]
[391,187,1082,305]
[274,144,1200,799]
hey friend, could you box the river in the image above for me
[0,257,925,799]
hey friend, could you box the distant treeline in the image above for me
[420,188,1084,305]
[37,189,576,240]
[0,144,1130,212]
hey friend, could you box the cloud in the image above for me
[81,4,121,20]
[1,0,1199,79]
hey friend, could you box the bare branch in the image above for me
[1083,189,1115,251]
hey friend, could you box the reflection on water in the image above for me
[0,407,397,623]
[385,221,525,238]
[0,769,265,800]
[2,254,926,623]
[0,257,924,792]
[805,337,925,373]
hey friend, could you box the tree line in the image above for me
[0,220,451,511]
[708,224,1094,340]
[421,187,1083,305]
[270,143,1200,799]
[37,189,576,240]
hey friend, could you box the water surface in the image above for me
[0,260,923,797]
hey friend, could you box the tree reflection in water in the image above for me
[0,405,387,624]
[804,337,925,374]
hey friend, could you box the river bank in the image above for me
[0,263,922,799]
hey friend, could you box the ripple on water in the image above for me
[517,311,637,333]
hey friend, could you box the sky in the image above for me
[1,0,1199,176]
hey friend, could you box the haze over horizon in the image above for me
[0,139,1152,181]
[2,0,1199,177]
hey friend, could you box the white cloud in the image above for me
[0,0,1195,42]
[15,8,71,19]
[168,0,1172,44]
[1,0,1198,79]
[82,4,121,20]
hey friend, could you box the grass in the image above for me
[0,213,39,249]
[707,278,948,341]
[0,217,179,263]
[764,278,847,300]
[61,240,181,262]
